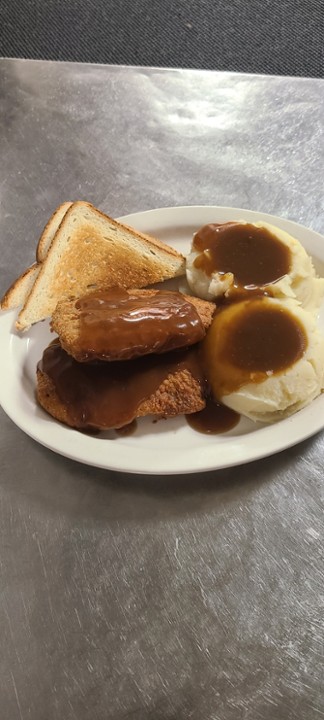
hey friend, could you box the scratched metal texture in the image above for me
[0,59,324,720]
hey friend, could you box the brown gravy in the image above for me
[74,288,205,361]
[115,420,138,437]
[202,298,308,398]
[225,302,306,373]
[39,340,205,430]
[193,222,291,288]
[186,396,240,434]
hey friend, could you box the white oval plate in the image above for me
[0,205,324,475]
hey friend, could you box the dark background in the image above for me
[1,0,323,77]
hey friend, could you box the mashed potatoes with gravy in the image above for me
[186,221,324,311]
[202,297,324,423]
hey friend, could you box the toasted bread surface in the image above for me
[36,201,73,262]
[0,264,39,311]
[51,288,216,361]
[17,202,186,331]
[1,202,72,311]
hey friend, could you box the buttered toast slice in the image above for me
[16,202,186,331]
[0,201,72,312]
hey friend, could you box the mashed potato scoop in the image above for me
[186,221,324,311]
[202,296,324,423]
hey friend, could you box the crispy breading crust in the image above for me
[36,365,206,430]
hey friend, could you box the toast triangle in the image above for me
[16,202,185,330]
[0,264,39,311]
[0,201,72,312]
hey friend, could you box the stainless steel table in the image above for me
[1,59,324,720]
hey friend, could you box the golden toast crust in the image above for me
[16,202,186,330]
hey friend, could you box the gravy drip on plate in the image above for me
[39,340,205,430]
[186,395,240,434]
[74,287,205,361]
[193,222,291,289]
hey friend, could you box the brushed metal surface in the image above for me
[0,59,324,719]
